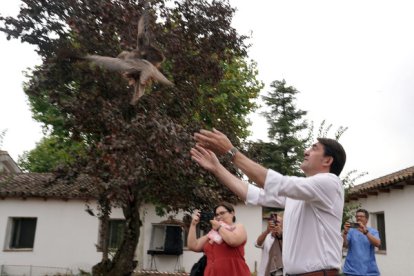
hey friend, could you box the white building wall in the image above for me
[349,185,414,276]
[137,203,263,273]
[0,198,123,275]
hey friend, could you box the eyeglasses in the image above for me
[215,210,229,218]
[355,215,366,218]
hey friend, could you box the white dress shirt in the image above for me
[246,169,344,274]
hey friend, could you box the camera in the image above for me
[269,213,279,225]
[199,211,214,222]
[349,222,360,228]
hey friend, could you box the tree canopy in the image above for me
[246,79,308,176]
[18,135,86,173]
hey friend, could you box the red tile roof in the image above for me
[347,166,414,201]
[0,173,98,200]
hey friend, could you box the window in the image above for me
[108,219,125,250]
[6,217,37,250]
[375,213,386,251]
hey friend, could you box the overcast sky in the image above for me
[1,0,413,184]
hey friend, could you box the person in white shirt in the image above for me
[256,213,283,276]
[190,128,346,276]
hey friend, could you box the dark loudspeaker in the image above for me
[164,226,183,255]
[147,224,183,256]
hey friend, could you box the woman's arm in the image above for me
[187,211,208,252]
[218,223,247,247]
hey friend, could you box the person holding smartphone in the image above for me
[255,212,284,276]
[187,202,251,276]
[342,209,381,275]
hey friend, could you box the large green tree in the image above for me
[0,0,261,274]
[247,79,309,176]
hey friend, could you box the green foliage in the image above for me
[341,170,365,228]
[246,80,308,176]
[306,119,349,144]
[18,135,86,173]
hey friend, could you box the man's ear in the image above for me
[323,156,334,168]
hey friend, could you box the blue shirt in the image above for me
[343,227,380,276]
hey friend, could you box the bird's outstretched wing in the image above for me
[84,55,172,86]
[134,13,165,65]
[137,13,150,50]
[84,55,135,72]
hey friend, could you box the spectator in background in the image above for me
[187,202,250,276]
[342,208,381,276]
[255,212,283,276]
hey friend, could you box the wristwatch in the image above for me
[226,147,239,160]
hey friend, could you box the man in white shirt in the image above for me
[190,128,346,276]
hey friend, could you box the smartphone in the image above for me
[269,213,279,225]
[349,222,360,228]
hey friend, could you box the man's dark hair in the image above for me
[356,208,369,220]
[317,138,346,176]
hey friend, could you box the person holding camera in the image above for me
[255,213,283,276]
[342,209,381,276]
[190,128,347,276]
[187,202,250,276]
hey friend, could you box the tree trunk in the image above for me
[101,200,110,262]
[92,196,142,276]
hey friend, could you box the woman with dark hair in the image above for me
[187,202,250,276]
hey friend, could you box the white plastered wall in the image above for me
[0,198,123,274]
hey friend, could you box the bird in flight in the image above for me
[84,13,173,104]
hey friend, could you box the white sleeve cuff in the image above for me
[254,242,264,248]
[245,184,262,205]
